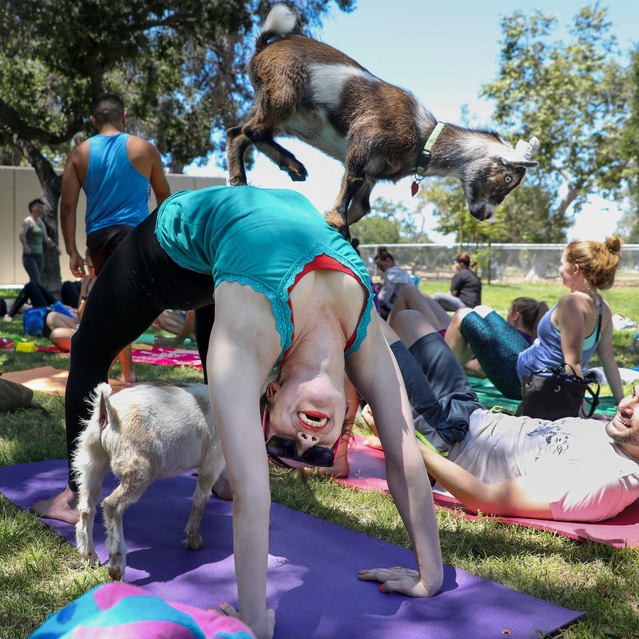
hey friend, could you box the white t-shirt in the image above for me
[434,410,639,522]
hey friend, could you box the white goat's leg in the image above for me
[184,465,216,550]
[101,476,150,581]
[74,457,109,567]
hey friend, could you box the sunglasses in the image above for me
[262,409,338,467]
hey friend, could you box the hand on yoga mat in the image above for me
[217,602,275,639]
[358,566,431,596]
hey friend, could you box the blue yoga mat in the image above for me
[1,460,584,639]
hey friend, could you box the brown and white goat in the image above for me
[73,382,228,581]
[227,4,538,239]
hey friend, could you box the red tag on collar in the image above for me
[411,180,419,197]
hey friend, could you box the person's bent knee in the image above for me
[472,305,495,318]
[392,309,438,348]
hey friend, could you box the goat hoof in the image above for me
[283,162,307,182]
[107,565,123,581]
[228,176,248,187]
[184,534,204,551]
[79,551,99,567]
[325,217,350,242]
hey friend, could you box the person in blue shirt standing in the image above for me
[59,92,171,382]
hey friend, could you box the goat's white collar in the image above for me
[416,122,446,176]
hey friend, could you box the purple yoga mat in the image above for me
[1,460,584,639]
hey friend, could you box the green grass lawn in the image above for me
[1,283,638,638]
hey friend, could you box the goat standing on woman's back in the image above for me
[227,4,538,239]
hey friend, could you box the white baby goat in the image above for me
[227,4,539,239]
[73,382,228,581]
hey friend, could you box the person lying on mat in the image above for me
[443,236,624,404]
[364,310,639,523]
[30,185,444,639]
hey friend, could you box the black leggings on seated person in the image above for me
[65,210,215,491]
[8,282,56,317]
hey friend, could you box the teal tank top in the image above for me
[154,186,374,362]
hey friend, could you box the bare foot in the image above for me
[360,404,377,431]
[363,436,383,450]
[29,485,80,525]
[314,453,350,478]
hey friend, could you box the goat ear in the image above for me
[494,154,538,169]
[509,158,538,168]
[98,391,109,431]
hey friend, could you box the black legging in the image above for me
[66,210,215,491]
[8,282,57,317]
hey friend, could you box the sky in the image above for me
[186,0,638,243]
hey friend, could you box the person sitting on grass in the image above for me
[373,246,415,320]
[363,309,639,523]
[444,236,624,404]
[3,281,57,323]
[151,309,196,346]
[432,252,481,311]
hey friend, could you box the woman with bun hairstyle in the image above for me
[445,236,624,403]
[432,253,482,311]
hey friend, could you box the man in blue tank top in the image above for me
[59,92,171,381]
[60,92,171,275]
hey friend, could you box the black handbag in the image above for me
[516,363,600,420]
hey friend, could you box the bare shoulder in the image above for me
[213,281,281,358]
[62,142,90,187]
[126,134,161,156]
[345,312,388,384]
[557,291,587,315]
[66,141,89,168]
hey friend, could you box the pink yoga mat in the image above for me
[338,436,639,548]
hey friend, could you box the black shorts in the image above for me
[86,224,136,275]
[391,332,481,449]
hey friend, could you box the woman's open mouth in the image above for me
[298,411,328,431]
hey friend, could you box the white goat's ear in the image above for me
[98,392,109,431]
[515,136,540,161]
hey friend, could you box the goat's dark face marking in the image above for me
[463,156,533,221]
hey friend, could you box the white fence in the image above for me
[359,243,639,286]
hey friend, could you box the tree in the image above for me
[480,4,632,240]
[350,197,431,245]
[618,46,639,241]
[0,0,354,289]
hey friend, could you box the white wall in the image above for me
[0,166,224,286]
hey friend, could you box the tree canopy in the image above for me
[480,3,634,241]
[0,0,354,287]
[412,4,636,246]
